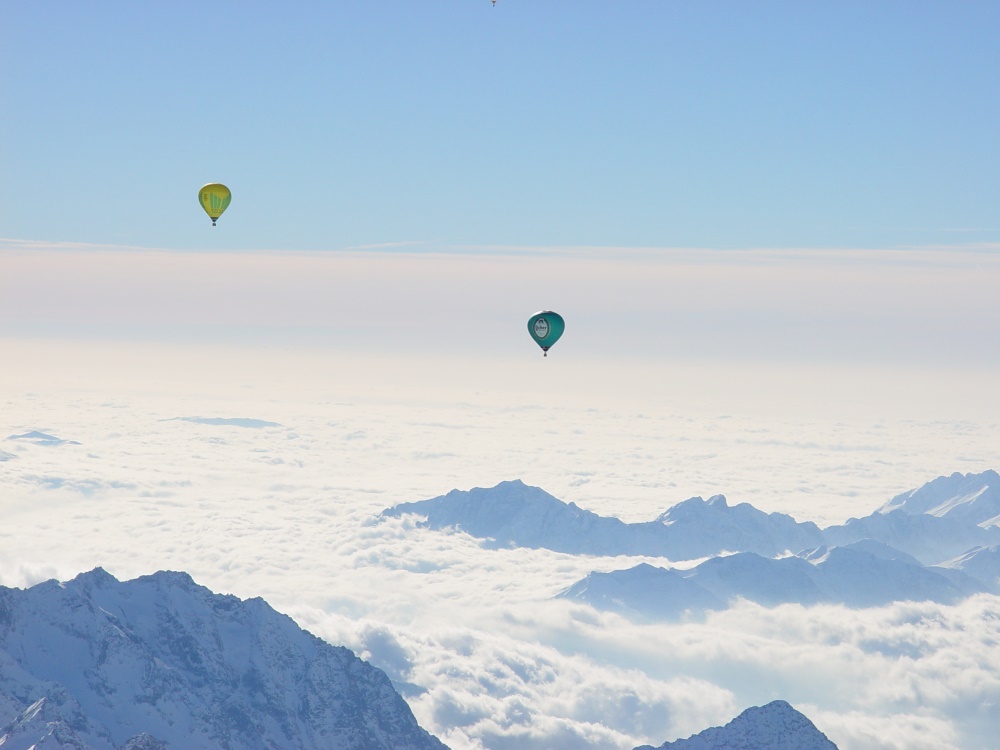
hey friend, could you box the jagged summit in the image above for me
[0,569,447,750]
[657,493,730,518]
[878,470,1000,528]
[382,480,636,555]
[71,565,121,586]
[635,699,838,750]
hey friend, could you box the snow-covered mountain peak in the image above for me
[434,479,569,514]
[0,569,448,750]
[879,470,1000,527]
[654,496,711,522]
[71,566,121,589]
[635,699,838,749]
[655,494,803,527]
[495,478,528,489]
[381,480,632,554]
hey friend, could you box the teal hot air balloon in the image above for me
[527,311,565,356]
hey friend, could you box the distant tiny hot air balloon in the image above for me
[198,183,231,226]
[527,311,565,357]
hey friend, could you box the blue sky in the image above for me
[3,1,998,251]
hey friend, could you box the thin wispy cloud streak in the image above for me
[3,242,999,368]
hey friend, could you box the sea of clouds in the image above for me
[2,337,999,750]
[2,243,999,748]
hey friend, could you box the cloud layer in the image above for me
[3,242,1000,366]
[2,335,999,749]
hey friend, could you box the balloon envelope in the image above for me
[527,311,565,355]
[198,183,231,225]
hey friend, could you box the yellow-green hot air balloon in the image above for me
[198,183,231,226]
[527,310,565,357]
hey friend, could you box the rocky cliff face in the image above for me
[0,568,448,750]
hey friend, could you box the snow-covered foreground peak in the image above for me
[634,700,838,750]
[0,568,448,750]
[879,469,1000,527]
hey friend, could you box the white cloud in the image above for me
[1,336,1000,748]
[807,706,961,750]
[297,609,736,750]
[290,591,1000,749]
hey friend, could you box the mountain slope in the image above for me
[382,479,645,555]
[557,563,726,621]
[654,495,824,560]
[0,569,448,750]
[878,470,1000,527]
[936,545,1000,590]
[634,700,838,750]
[0,697,94,750]
[823,509,1000,565]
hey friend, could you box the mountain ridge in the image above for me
[381,479,826,560]
[559,542,990,621]
[382,471,1000,566]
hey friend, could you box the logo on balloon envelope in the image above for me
[198,183,232,226]
[527,311,565,357]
